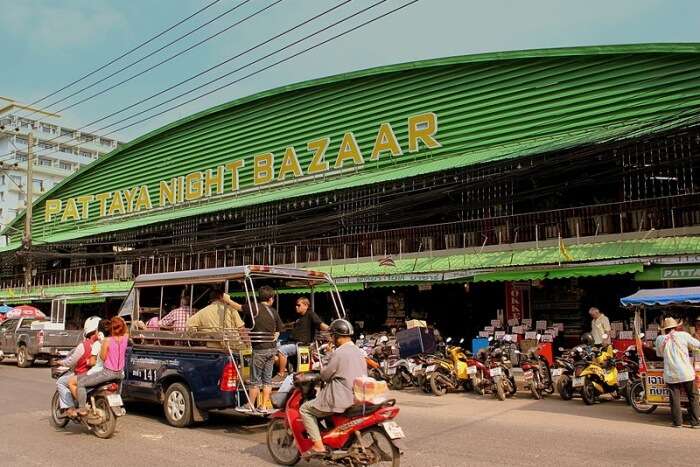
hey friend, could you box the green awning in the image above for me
[635,264,700,281]
[0,281,133,301]
[276,283,365,294]
[473,263,643,282]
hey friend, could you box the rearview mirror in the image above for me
[359,334,365,339]
[558,347,565,352]
[446,337,452,343]
[459,338,465,344]
[639,333,645,339]
[488,336,494,342]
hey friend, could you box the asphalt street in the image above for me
[0,360,698,467]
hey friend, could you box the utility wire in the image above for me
[0,0,408,162]
[11,0,224,120]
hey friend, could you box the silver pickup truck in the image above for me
[0,292,127,367]
[0,317,81,367]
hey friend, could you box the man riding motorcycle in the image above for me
[55,316,101,417]
[299,319,367,458]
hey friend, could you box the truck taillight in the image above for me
[38,330,44,346]
[219,362,238,392]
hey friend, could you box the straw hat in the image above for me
[660,317,683,330]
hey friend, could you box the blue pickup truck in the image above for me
[118,265,345,427]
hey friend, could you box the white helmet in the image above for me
[83,316,101,337]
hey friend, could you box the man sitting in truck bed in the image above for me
[186,285,245,348]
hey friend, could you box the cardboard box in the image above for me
[396,327,436,358]
[406,319,427,329]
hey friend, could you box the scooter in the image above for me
[486,342,516,401]
[426,338,476,396]
[49,366,125,439]
[576,345,622,405]
[266,372,404,466]
[518,347,549,400]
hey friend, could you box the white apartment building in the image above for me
[0,97,121,243]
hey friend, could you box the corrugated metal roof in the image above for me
[6,43,700,244]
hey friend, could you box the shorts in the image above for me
[277,342,298,358]
[251,348,277,387]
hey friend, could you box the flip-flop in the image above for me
[302,448,329,459]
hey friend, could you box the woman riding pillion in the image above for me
[75,317,130,416]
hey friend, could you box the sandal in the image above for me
[302,447,329,459]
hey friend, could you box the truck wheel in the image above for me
[163,383,193,428]
[17,345,33,368]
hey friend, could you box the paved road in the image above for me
[1,360,698,466]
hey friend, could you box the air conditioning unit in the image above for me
[113,263,133,281]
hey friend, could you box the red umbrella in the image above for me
[7,305,46,320]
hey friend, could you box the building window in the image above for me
[39,142,54,151]
[0,175,5,185]
[38,157,53,167]
[60,128,73,138]
[0,192,4,201]
[59,161,72,171]
[80,133,94,143]
[33,179,44,192]
[15,153,28,162]
[18,192,25,201]
[80,150,93,158]
[15,137,27,146]
[58,145,71,154]
[100,138,113,147]
[11,175,22,186]
[41,125,54,134]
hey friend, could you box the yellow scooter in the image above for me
[577,344,621,405]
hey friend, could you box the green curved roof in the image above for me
[5,43,700,248]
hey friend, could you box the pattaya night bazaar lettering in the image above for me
[45,112,440,223]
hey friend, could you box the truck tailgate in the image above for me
[43,330,82,350]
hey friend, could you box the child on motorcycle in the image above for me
[75,317,129,416]
[56,316,101,417]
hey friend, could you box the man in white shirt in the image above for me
[589,307,611,345]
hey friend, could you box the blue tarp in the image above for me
[620,286,700,306]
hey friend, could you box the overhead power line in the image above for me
[11,0,224,121]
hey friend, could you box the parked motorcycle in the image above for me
[426,338,476,396]
[266,372,403,466]
[518,347,550,400]
[576,345,622,405]
[389,355,427,391]
[49,366,125,439]
[486,340,516,401]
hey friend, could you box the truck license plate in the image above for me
[572,377,584,388]
[382,421,405,439]
[489,367,502,377]
[107,394,123,407]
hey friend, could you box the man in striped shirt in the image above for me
[655,317,700,428]
[159,296,195,332]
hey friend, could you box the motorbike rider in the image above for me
[299,319,367,458]
[55,316,101,417]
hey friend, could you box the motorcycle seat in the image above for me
[91,380,122,393]
[343,398,396,418]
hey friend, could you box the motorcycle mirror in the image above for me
[575,346,582,352]
[360,334,365,339]
[488,336,494,342]
[536,333,542,341]
[639,333,645,338]
[459,338,465,344]
[558,347,565,352]
[446,337,452,343]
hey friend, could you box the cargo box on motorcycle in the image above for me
[396,327,436,358]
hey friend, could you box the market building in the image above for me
[3,43,700,341]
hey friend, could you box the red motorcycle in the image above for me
[266,372,404,466]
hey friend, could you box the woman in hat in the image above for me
[655,317,700,428]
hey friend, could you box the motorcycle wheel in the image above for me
[557,375,573,401]
[429,372,448,397]
[539,360,555,395]
[363,427,401,467]
[389,373,404,391]
[472,369,485,396]
[495,377,506,401]
[267,418,300,466]
[91,397,117,439]
[530,375,542,400]
[581,378,597,406]
[629,380,657,414]
[49,391,69,428]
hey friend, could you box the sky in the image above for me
[1,0,699,144]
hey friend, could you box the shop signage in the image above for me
[505,282,528,323]
[661,267,700,279]
[44,112,441,223]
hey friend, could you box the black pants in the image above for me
[668,380,700,426]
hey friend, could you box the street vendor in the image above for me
[589,307,611,345]
[654,317,700,428]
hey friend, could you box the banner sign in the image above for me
[44,112,441,223]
